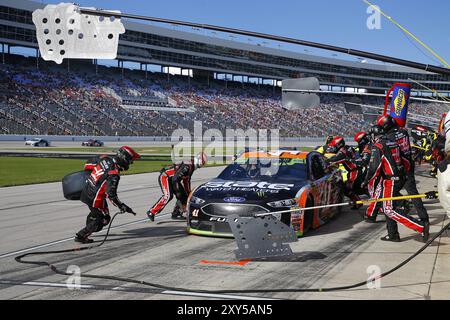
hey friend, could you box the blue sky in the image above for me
[40,0,450,67]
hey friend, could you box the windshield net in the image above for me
[218,157,307,182]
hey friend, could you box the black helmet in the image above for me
[376,115,397,134]
[369,125,383,137]
[115,146,141,171]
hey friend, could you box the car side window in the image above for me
[311,155,326,180]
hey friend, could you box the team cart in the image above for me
[187,150,344,237]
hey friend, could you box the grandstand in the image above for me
[0,0,448,137]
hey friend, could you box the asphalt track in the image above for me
[0,165,449,300]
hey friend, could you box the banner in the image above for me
[384,83,412,127]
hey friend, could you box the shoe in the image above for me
[421,221,430,243]
[380,234,401,242]
[171,212,185,220]
[365,217,377,223]
[74,234,94,244]
[147,211,155,222]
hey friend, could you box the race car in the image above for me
[81,139,104,147]
[25,138,50,147]
[187,150,344,238]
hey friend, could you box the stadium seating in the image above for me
[0,55,446,137]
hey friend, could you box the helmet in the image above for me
[369,125,383,136]
[115,146,141,171]
[193,152,207,169]
[354,132,368,145]
[376,115,397,133]
[327,136,345,154]
[325,135,334,145]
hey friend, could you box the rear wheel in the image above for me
[303,197,314,233]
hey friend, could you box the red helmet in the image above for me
[327,136,345,153]
[116,146,141,170]
[354,132,367,144]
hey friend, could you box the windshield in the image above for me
[218,157,307,182]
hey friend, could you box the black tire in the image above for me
[303,197,314,233]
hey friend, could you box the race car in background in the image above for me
[81,139,104,147]
[187,150,344,237]
[25,138,50,147]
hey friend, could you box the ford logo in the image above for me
[223,197,246,203]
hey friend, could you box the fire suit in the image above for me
[425,134,445,177]
[148,162,195,217]
[365,139,424,237]
[385,127,429,223]
[77,155,124,239]
[328,146,362,204]
[354,142,384,220]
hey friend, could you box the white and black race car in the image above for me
[187,150,344,238]
[25,138,50,147]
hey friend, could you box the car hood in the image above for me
[193,178,308,203]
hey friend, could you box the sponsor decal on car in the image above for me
[205,181,294,190]
[209,217,228,222]
[223,197,246,203]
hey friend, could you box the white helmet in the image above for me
[193,152,207,169]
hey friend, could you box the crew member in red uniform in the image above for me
[379,115,430,224]
[147,152,207,221]
[354,128,381,221]
[75,146,141,244]
[326,136,362,209]
[364,134,429,242]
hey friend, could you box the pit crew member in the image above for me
[75,146,141,244]
[147,152,207,221]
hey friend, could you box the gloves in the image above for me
[119,203,135,215]
[425,191,438,200]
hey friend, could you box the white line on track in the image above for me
[0,213,170,259]
[0,280,274,300]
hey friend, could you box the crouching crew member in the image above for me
[147,152,207,221]
[75,146,141,244]
[363,134,429,242]
[326,136,362,209]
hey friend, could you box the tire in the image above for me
[303,197,314,233]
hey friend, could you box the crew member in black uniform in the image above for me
[147,152,207,221]
[378,115,430,225]
[75,146,141,243]
[364,133,429,242]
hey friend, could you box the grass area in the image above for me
[0,147,314,187]
[0,157,173,187]
[9,146,314,155]
[8,146,174,154]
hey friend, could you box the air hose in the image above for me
[14,211,450,294]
